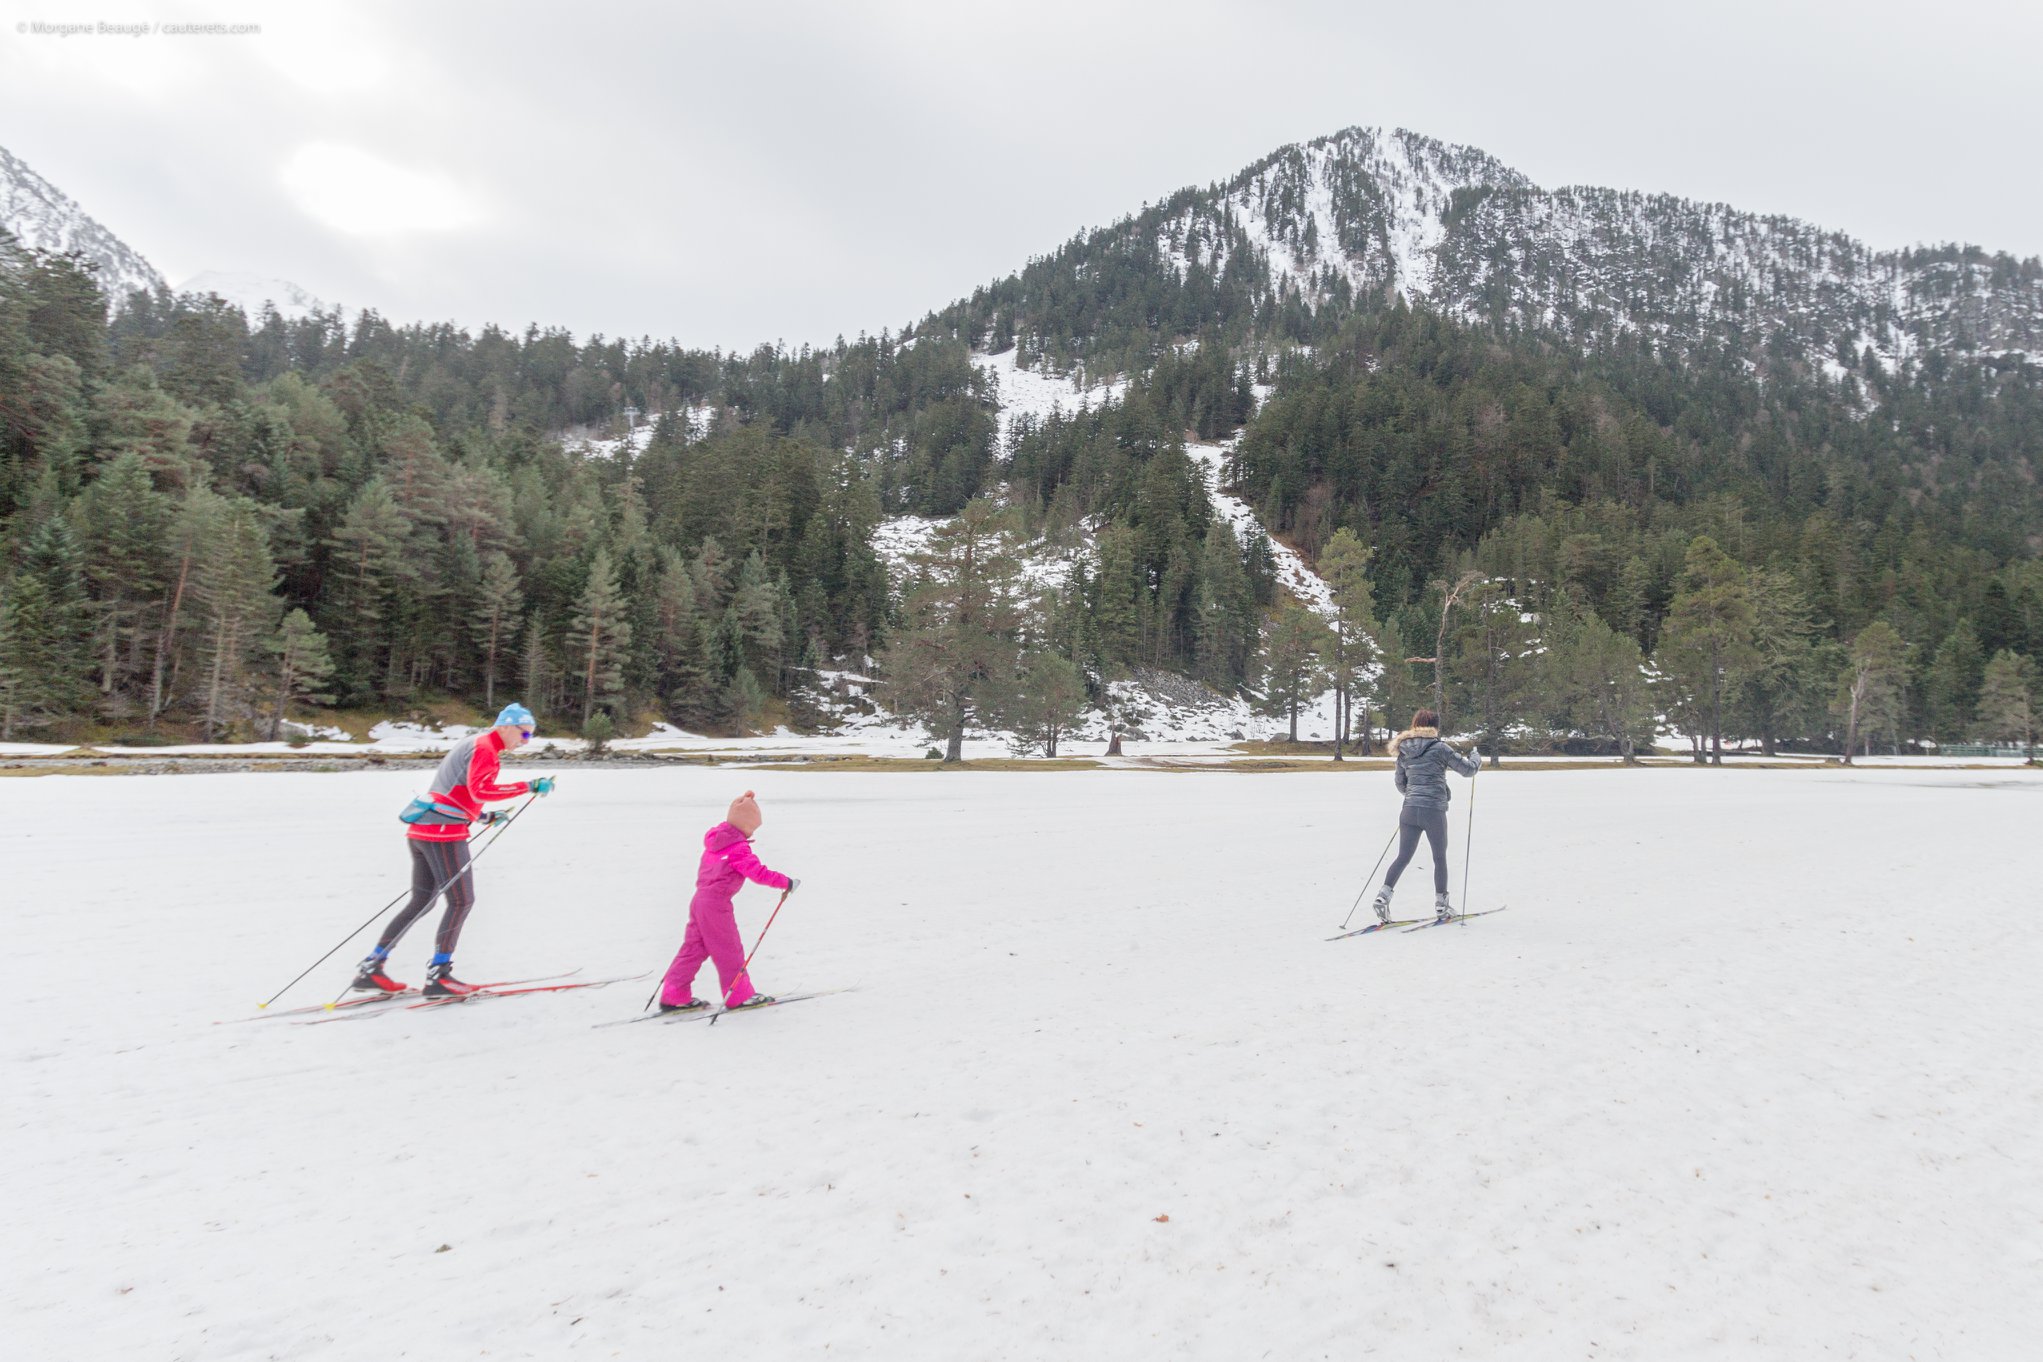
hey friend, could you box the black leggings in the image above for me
[1383,805,1449,894]
[375,840,476,956]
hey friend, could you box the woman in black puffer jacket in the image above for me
[1369,708,1480,924]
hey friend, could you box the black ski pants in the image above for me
[1383,803,1450,895]
[375,839,477,957]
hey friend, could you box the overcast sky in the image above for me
[4,0,2039,350]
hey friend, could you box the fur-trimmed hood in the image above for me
[1389,726,1440,755]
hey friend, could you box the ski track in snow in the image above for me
[6,767,2041,1359]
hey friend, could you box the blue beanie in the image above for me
[495,702,536,729]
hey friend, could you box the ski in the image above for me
[293,971,632,1023]
[1326,919,1426,941]
[597,987,857,1029]
[405,973,647,1012]
[704,988,857,1025]
[226,969,582,1023]
[1401,907,1510,933]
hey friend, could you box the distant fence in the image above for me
[1933,744,2035,758]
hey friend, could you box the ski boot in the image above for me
[422,962,481,998]
[350,954,408,993]
[728,994,777,1009]
[659,998,711,1015]
[1371,887,1395,926]
[1434,892,1456,924]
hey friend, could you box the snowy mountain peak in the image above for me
[0,144,166,302]
[1121,123,2043,369]
[1226,127,1532,300]
[178,270,335,322]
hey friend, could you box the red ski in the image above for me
[225,970,581,1024]
[404,973,649,1012]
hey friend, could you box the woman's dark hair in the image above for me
[1413,708,1440,729]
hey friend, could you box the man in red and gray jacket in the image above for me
[353,703,556,997]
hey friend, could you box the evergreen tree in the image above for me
[1735,569,1820,756]
[1923,620,1984,743]
[1091,527,1141,667]
[722,664,768,732]
[267,607,335,739]
[1976,649,2036,761]
[1452,580,1535,762]
[1656,537,1757,764]
[1318,528,1380,759]
[650,548,711,725]
[1835,621,1909,763]
[194,499,279,741]
[326,478,413,703]
[1258,602,1331,742]
[145,486,220,726]
[1374,616,1427,739]
[70,452,167,708]
[730,550,785,691]
[879,501,1023,762]
[520,616,551,720]
[570,547,631,724]
[0,519,93,737]
[995,650,1089,757]
[471,550,522,711]
[1544,600,1653,762]
[1193,521,1257,692]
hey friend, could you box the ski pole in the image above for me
[1460,757,1479,923]
[709,887,793,1026]
[259,793,539,1009]
[1339,823,1401,930]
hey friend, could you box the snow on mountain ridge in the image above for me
[0,144,165,301]
[178,271,334,322]
[1142,126,2043,371]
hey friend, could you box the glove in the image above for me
[478,810,508,826]
[785,877,801,893]
[532,776,556,796]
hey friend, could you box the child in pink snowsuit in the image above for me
[658,791,796,1012]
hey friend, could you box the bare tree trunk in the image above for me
[1333,680,1345,762]
[203,618,231,742]
[1708,653,1723,766]
[484,617,499,710]
[269,658,289,742]
[1433,571,1478,728]
[101,609,118,695]
[1842,673,1863,765]
[149,554,195,725]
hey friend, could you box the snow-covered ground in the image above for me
[1186,440,1336,619]
[972,348,1129,447]
[7,767,2040,1359]
[561,406,715,462]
